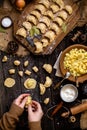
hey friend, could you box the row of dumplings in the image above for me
[16,0,73,53]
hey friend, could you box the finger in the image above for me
[20,97,28,108]
[32,101,43,113]
[16,94,29,102]
[32,100,39,106]
[32,100,41,109]
[28,104,33,113]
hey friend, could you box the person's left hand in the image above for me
[13,94,29,109]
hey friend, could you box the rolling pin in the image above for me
[61,102,87,118]
[51,101,63,117]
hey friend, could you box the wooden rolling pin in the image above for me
[51,101,63,117]
[61,102,87,118]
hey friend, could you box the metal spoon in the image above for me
[75,75,79,87]
[54,72,71,90]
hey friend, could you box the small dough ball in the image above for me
[24,78,37,89]
[25,96,32,108]
[44,98,50,105]
[44,76,52,88]
[43,64,52,73]
[14,60,20,66]
[4,78,15,87]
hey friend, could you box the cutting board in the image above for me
[14,0,81,55]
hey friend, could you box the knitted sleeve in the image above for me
[29,121,42,130]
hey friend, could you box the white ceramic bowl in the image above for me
[60,84,78,102]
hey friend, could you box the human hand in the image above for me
[28,100,43,122]
[13,93,29,109]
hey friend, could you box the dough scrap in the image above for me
[32,66,39,72]
[2,56,8,62]
[24,60,29,67]
[14,60,21,66]
[44,98,50,104]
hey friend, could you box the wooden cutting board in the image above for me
[14,0,81,55]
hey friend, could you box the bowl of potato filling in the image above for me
[59,44,87,83]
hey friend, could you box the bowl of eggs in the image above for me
[59,44,87,83]
[60,84,78,103]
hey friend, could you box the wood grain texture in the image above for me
[0,40,82,130]
[13,0,81,55]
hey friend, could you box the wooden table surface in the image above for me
[0,1,87,130]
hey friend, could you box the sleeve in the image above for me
[29,121,42,130]
[0,103,23,130]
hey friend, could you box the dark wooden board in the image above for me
[0,40,83,130]
[0,1,85,130]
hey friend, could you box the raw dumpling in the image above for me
[39,0,50,8]
[30,10,41,19]
[53,17,63,26]
[50,4,60,13]
[34,42,43,53]
[41,38,49,47]
[50,23,60,34]
[44,31,56,42]
[37,23,47,33]
[35,4,46,14]
[43,64,52,73]
[44,76,52,88]
[22,21,32,31]
[58,10,68,20]
[39,83,46,95]
[44,10,54,19]
[16,27,27,38]
[26,15,37,25]
[39,16,51,27]
[65,5,73,14]
[54,0,64,9]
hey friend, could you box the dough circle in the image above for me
[24,78,37,89]
[4,78,15,88]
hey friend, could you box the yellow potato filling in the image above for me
[63,48,87,76]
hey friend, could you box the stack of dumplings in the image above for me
[16,0,73,54]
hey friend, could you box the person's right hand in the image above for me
[28,100,43,122]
